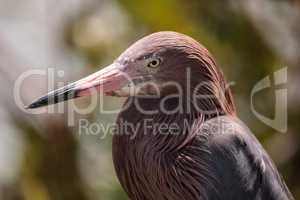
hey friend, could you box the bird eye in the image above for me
[147,58,160,68]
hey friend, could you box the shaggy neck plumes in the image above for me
[112,95,226,200]
[114,85,233,153]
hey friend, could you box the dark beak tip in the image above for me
[25,97,48,109]
[25,102,39,109]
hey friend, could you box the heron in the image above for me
[27,31,294,200]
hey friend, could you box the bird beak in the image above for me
[26,63,129,109]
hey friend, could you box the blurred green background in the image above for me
[0,0,300,199]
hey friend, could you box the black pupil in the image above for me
[151,60,157,66]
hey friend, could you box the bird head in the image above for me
[26,31,235,115]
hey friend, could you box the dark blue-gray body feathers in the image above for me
[198,116,293,200]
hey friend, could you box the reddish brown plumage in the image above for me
[112,32,234,200]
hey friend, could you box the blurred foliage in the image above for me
[0,0,299,199]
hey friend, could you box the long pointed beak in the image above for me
[26,63,128,109]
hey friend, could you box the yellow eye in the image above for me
[147,58,160,68]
